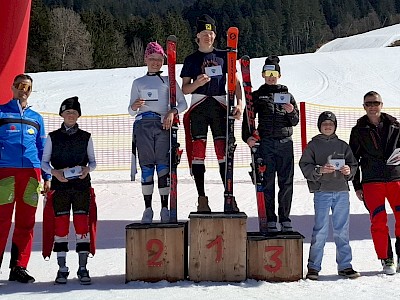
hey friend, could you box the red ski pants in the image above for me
[0,168,41,268]
[363,181,400,259]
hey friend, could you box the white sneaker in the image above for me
[160,207,170,223]
[381,258,396,275]
[141,207,153,224]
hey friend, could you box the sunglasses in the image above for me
[363,101,382,107]
[263,70,280,78]
[14,82,32,92]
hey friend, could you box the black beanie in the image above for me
[196,14,216,34]
[262,55,281,74]
[317,111,337,132]
[59,96,81,116]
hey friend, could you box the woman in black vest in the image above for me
[41,96,97,285]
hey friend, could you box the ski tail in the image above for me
[167,35,180,223]
[224,27,239,213]
[240,55,268,233]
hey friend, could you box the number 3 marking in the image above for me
[264,246,284,272]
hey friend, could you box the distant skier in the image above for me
[128,42,187,224]
[180,14,242,212]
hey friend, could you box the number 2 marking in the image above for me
[206,235,223,263]
[264,246,284,272]
[146,239,164,267]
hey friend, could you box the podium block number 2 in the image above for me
[264,246,284,273]
[206,235,223,263]
[146,239,164,267]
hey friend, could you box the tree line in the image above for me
[26,0,400,72]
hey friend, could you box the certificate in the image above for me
[63,166,82,179]
[329,159,345,170]
[205,65,222,77]
[141,89,158,101]
[273,93,290,104]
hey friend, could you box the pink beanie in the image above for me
[144,42,165,58]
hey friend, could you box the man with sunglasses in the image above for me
[242,55,299,233]
[349,91,400,275]
[0,74,51,283]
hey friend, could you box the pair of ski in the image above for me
[224,28,268,233]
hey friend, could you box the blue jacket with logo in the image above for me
[0,99,49,177]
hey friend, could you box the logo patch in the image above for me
[205,23,212,30]
[27,128,35,134]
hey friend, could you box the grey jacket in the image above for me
[299,133,358,192]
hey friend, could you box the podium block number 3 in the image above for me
[264,246,284,273]
[146,239,164,267]
[206,235,223,263]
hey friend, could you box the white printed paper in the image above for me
[63,166,82,179]
[141,89,158,101]
[205,66,222,77]
[329,159,345,170]
[273,93,290,104]
[387,148,400,165]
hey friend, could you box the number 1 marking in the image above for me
[206,235,223,263]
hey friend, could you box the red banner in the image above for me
[0,0,32,104]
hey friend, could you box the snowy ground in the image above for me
[2,24,400,299]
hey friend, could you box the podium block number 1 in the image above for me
[146,239,164,267]
[264,246,284,273]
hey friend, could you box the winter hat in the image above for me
[262,55,281,74]
[59,96,81,116]
[144,42,165,58]
[317,111,337,132]
[196,14,216,33]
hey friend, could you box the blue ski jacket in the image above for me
[0,99,50,178]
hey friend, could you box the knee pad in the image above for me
[158,173,170,189]
[54,215,70,237]
[192,139,206,162]
[141,165,155,184]
[73,214,89,235]
[214,139,226,162]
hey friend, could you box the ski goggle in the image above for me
[263,70,280,78]
[14,82,32,92]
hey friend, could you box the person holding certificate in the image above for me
[300,111,359,280]
[349,91,400,275]
[129,42,187,224]
[41,96,97,284]
[242,55,299,232]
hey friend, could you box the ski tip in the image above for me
[167,35,177,42]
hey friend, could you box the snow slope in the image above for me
[1,24,400,300]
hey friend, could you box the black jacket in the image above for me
[349,112,400,191]
[242,84,299,143]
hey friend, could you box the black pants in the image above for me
[260,137,294,223]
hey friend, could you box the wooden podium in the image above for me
[188,212,247,282]
[125,222,188,282]
[247,231,304,282]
